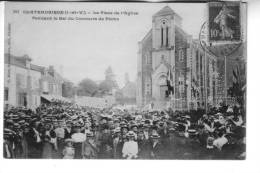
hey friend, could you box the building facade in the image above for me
[137,6,219,110]
[4,54,65,110]
[4,54,42,110]
[41,65,64,96]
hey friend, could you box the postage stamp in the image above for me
[208,1,241,43]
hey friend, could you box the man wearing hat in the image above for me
[82,132,98,159]
[150,134,163,159]
[136,130,151,159]
[143,124,150,141]
[112,127,122,159]
[27,121,42,158]
[98,124,113,159]
[41,123,57,159]
[71,124,86,159]
[3,128,15,158]
[64,121,73,139]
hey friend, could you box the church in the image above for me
[136,6,220,111]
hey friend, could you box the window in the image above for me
[196,50,199,72]
[166,27,169,47]
[160,19,169,47]
[145,77,152,95]
[4,88,8,101]
[35,96,37,105]
[161,27,164,47]
[16,74,26,88]
[146,53,152,64]
[18,92,27,107]
[49,83,53,93]
[179,49,184,62]
[179,76,185,93]
[33,77,39,89]
[43,81,49,92]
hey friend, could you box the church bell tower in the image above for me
[151,6,182,101]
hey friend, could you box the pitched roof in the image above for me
[153,6,181,19]
[30,64,45,73]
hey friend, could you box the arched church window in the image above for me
[178,76,185,93]
[166,26,169,47]
[179,49,184,62]
[160,19,169,47]
[161,27,164,47]
[146,53,152,64]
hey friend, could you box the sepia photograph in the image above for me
[3,1,247,160]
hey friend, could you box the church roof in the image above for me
[153,6,180,18]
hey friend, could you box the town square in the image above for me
[3,2,246,160]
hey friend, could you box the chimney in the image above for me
[48,65,55,77]
[23,54,32,69]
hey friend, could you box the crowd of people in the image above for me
[3,100,246,159]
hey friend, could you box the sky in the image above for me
[5,2,207,88]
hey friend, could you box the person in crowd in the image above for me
[82,131,98,159]
[122,131,138,159]
[55,120,65,157]
[112,127,122,159]
[150,134,163,159]
[64,121,73,139]
[42,123,57,159]
[20,122,29,158]
[99,124,113,159]
[27,121,42,158]
[71,124,86,159]
[3,128,15,158]
[143,124,150,141]
[12,123,23,158]
[3,99,246,160]
[137,130,150,159]
[213,131,228,151]
[167,127,178,159]
[158,121,169,149]
[62,138,75,159]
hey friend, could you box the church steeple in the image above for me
[153,6,176,17]
[151,6,178,73]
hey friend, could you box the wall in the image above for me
[4,64,41,109]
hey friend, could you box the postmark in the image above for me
[199,21,241,58]
[199,1,242,58]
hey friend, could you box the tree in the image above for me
[62,81,75,98]
[77,78,98,96]
[124,72,130,85]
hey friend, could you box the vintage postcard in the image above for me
[2,1,247,160]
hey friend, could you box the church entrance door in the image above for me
[159,85,167,99]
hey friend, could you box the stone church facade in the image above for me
[136,6,219,110]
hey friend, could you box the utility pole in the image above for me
[224,55,227,105]
[204,50,208,114]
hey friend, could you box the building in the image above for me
[41,66,64,96]
[136,6,219,110]
[4,54,67,109]
[4,54,42,110]
[121,81,136,99]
